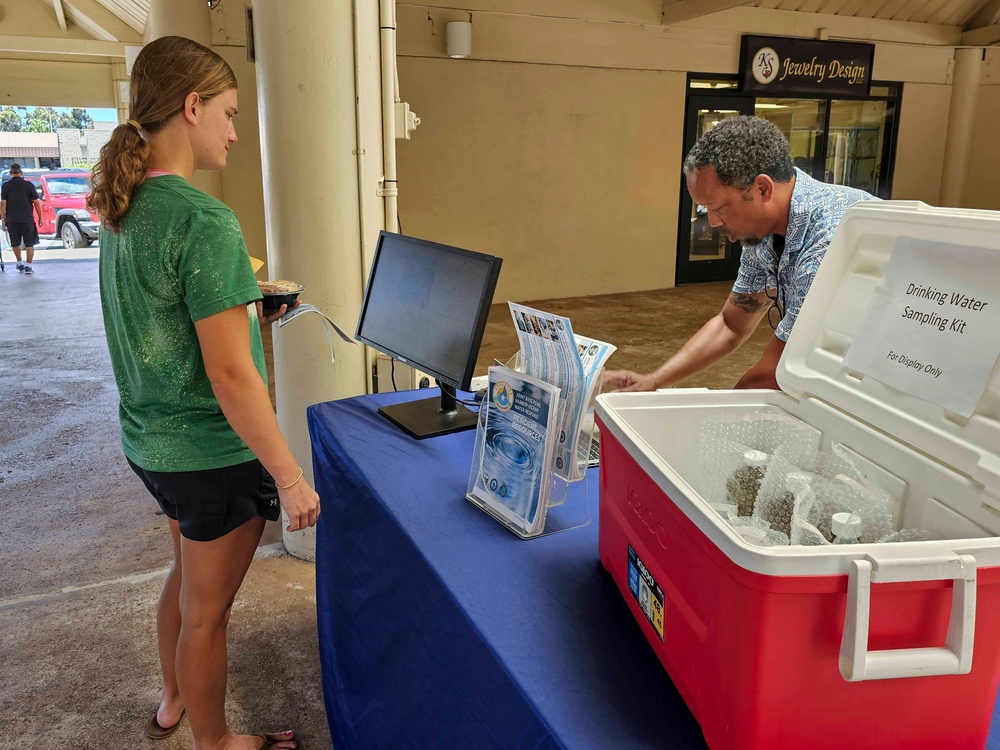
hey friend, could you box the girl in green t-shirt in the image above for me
[89,36,315,750]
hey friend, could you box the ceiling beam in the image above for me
[94,0,145,34]
[0,34,125,57]
[62,0,142,42]
[962,23,1000,44]
[53,0,68,30]
[967,0,1000,29]
[661,0,751,26]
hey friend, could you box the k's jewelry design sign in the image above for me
[843,237,1000,418]
[740,35,875,97]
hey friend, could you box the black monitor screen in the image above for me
[356,232,502,391]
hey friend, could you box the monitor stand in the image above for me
[378,383,479,440]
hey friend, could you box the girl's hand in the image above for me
[256,299,300,325]
[279,479,320,532]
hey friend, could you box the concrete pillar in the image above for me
[941,47,984,207]
[253,0,384,560]
[145,0,211,47]
[144,0,223,200]
[112,61,129,125]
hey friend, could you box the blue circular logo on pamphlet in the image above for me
[492,381,514,412]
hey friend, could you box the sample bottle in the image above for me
[726,449,769,517]
[832,512,863,544]
[764,471,813,538]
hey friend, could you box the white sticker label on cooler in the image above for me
[843,237,1000,418]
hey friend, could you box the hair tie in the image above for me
[127,119,142,132]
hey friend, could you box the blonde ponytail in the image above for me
[88,123,151,231]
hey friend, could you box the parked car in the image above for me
[22,171,100,249]
[1,167,47,184]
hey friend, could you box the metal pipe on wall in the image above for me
[380,0,399,234]
[353,0,375,394]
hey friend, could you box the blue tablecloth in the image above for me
[309,390,1000,750]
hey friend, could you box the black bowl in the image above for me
[261,288,303,312]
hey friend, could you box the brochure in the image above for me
[469,366,561,536]
[568,334,616,478]
[508,303,584,480]
[508,302,616,480]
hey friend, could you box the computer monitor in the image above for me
[355,231,503,439]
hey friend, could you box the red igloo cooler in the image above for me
[596,201,1000,750]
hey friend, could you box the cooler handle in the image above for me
[839,554,977,682]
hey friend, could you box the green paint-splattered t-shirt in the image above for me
[99,175,265,472]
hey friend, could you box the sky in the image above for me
[15,106,119,124]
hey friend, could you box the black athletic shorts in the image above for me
[127,457,281,542]
[6,221,39,248]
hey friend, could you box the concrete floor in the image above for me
[0,257,770,749]
[0,260,327,750]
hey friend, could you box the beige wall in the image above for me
[964,50,1000,211]
[393,3,960,298]
[397,58,684,301]
[892,83,952,205]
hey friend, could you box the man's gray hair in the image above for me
[683,115,795,191]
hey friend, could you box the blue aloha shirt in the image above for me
[732,168,879,341]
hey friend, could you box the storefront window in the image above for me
[755,99,826,178]
[689,108,745,263]
[825,100,887,195]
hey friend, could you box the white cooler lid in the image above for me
[777,200,1000,506]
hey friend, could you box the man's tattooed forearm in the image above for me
[729,293,765,314]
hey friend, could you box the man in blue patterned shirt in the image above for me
[605,116,877,392]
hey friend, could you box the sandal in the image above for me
[146,708,186,739]
[256,730,296,748]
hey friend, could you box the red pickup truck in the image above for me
[23,170,100,249]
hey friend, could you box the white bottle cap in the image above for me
[832,512,863,540]
[743,449,769,467]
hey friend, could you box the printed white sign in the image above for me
[842,237,1000,418]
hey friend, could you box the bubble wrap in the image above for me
[878,528,940,543]
[699,412,821,514]
[728,515,790,547]
[699,413,939,547]
[789,479,831,546]
[756,448,895,544]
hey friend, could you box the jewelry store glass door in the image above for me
[677,93,755,285]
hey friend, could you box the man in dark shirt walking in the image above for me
[1,164,43,274]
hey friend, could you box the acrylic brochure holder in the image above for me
[465,353,601,540]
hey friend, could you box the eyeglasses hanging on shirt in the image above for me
[766,235,786,332]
